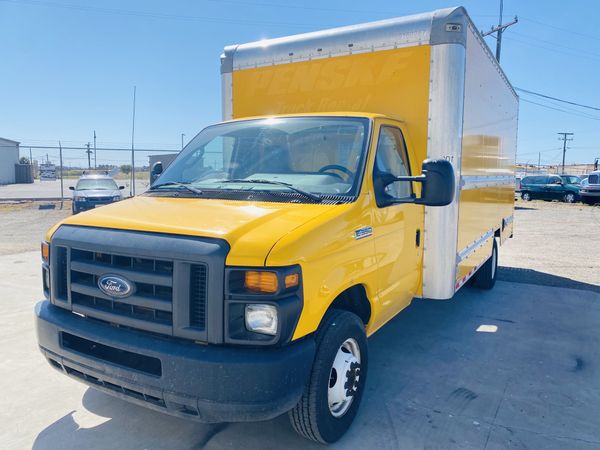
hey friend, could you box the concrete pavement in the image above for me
[1,251,599,449]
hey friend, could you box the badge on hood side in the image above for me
[98,274,134,298]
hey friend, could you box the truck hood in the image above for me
[50,195,337,266]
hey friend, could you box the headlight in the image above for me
[245,304,278,335]
[41,241,49,264]
[112,195,121,201]
[73,196,85,201]
[225,266,302,344]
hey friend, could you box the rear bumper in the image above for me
[35,301,315,423]
[580,190,600,197]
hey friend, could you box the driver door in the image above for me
[370,120,424,328]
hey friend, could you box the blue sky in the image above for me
[1,0,599,167]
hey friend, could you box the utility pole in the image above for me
[181,133,185,150]
[557,132,574,174]
[93,130,97,169]
[130,86,137,197]
[86,142,92,169]
[538,152,541,171]
[59,141,64,209]
[481,0,518,63]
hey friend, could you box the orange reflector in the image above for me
[41,242,49,263]
[245,271,278,293]
[284,273,299,289]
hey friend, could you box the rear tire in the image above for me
[564,192,577,203]
[289,310,368,444]
[472,239,498,290]
[521,192,532,201]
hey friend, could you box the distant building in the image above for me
[0,137,20,184]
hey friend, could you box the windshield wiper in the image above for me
[149,181,203,195]
[222,179,322,202]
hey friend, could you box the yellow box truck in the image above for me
[36,7,518,443]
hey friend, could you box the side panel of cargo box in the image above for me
[454,24,519,291]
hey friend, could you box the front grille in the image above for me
[49,226,226,343]
[88,196,114,202]
[589,174,599,184]
[69,249,175,335]
[189,264,208,329]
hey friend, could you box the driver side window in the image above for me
[373,126,412,204]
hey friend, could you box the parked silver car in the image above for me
[69,172,124,214]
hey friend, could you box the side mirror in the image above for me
[119,185,125,190]
[377,158,455,207]
[69,186,75,190]
[150,161,163,185]
[415,159,455,206]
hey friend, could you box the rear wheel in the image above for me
[472,239,498,290]
[521,192,532,201]
[289,310,368,444]
[564,192,577,203]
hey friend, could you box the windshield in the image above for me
[76,178,118,190]
[561,176,580,184]
[152,117,370,201]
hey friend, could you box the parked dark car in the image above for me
[520,174,580,203]
[69,173,125,214]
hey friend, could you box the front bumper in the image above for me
[36,301,315,423]
[73,200,116,211]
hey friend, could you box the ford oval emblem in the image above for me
[98,274,134,298]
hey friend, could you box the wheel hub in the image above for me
[328,338,361,418]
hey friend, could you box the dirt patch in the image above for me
[0,201,72,255]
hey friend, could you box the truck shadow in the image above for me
[32,278,600,450]
[497,266,600,293]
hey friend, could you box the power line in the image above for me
[520,17,600,43]
[516,87,600,112]
[519,99,600,121]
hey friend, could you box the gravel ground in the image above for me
[498,199,600,290]
[0,201,72,255]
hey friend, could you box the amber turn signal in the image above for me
[41,241,49,263]
[284,273,299,289]
[244,271,278,293]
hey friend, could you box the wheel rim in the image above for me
[566,193,575,203]
[491,246,497,279]
[523,193,531,201]
[328,338,361,418]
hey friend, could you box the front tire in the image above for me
[472,239,498,290]
[521,192,532,201]
[289,310,368,444]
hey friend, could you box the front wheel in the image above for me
[289,310,368,444]
[521,192,532,201]
[564,192,577,203]
[472,239,498,290]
